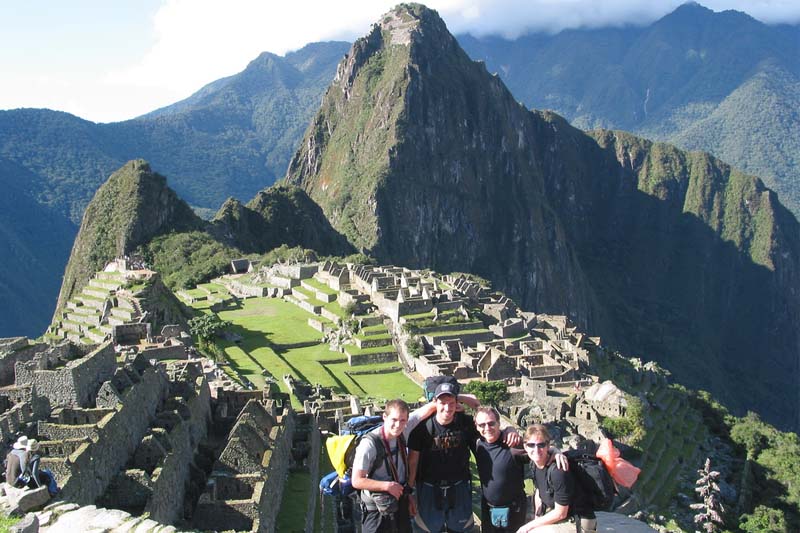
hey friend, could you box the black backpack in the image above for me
[423,375,460,401]
[546,451,616,512]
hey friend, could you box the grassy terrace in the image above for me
[301,277,338,295]
[422,327,492,337]
[360,323,389,334]
[343,344,396,356]
[189,296,419,405]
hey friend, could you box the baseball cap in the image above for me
[434,382,457,399]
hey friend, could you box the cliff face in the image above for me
[285,5,800,430]
[55,160,202,316]
[212,185,353,256]
[286,4,600,329]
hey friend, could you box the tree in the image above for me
[463,380,509,407]
[188,313,230,343]
[690,458,726,533]
[739,506,787,533]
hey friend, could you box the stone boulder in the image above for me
[3,486,50,515]
[10,513,38,533]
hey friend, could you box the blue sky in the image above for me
[1,0,797,123]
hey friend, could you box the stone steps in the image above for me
[85,329,108,344]
[110,307,134,321]
[88,278,123,291]
[108,316,127,326]
[82,287,110,299]
[66,312,101,327]
[60,320,83,333]
[76,295,107,311]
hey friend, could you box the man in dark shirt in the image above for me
[517,425,597,533]
[407,382,479,532]
[474,407,528,532]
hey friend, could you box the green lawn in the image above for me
[301,277,338,295]
[190,296,419,404]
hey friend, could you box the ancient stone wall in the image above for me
[145,376,211,523]
[139,344,187,361]
[58,364,169,504]
[112,323,151,345]
[28,342,116,408]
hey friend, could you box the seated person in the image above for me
[4,436,29,487]
[516,425,597,533]
[23,440,58,495]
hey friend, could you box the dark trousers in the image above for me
[480,496,527,533]
[362,494,412,533]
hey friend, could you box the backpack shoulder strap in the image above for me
[545,462,557,498]
[364,431,386,477]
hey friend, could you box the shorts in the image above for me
[414,480,473,532]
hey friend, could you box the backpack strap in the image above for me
[363,431,387,478]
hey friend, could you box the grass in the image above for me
[0,516,19,532]
[188,296,419,405]
[360,324,388,334]
[275,468,312,532]
[343,344,396,356]
[302,277,338,295]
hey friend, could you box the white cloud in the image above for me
[4,0,798,122]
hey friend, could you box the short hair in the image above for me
[475,406,500,422]
[524,424,551,442]
[384,399,410,416]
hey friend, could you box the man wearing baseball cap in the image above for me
[407,383,520,532]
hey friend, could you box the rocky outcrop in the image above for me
[54,160,202,318]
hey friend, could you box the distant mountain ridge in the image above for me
[0,41,349,336]
[284,4,800,432]
[1,1,798,353]
[458,2,800,215]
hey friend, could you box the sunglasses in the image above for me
[476,421,497,428]
[524,441,549,450]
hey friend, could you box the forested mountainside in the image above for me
[458,2,800,216]
[284,4,800,431]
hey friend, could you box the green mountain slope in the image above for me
[55,160,204,315]
[55,160,352,322]
[285,4,800,431]
[0,42,348,337]
[458,3,800,216]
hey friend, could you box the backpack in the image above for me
[319,415,384,497]
[422,375,460,401]
[546,451,616,512]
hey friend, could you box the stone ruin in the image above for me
[0,331,303,532]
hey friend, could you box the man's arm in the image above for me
[351,469,404,500]
[515,502,570,532]
[500,426,522,447]
[457,393,480,410]
[547,450,569,471]
[407,449,420,490]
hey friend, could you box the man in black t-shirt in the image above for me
[518,425,597,533]
[474,407,528,532]
[408,382,479,532]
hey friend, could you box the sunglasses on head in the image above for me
[524,441,549,450]
[476,421,497,428]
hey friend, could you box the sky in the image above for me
[2,0,798,123]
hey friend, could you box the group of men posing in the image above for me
[351,383,598,533]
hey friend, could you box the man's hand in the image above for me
[385,480,404,500]
[501,427,522,447]
[548,451,569,471]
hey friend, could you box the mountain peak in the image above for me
[54,160,202,316]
